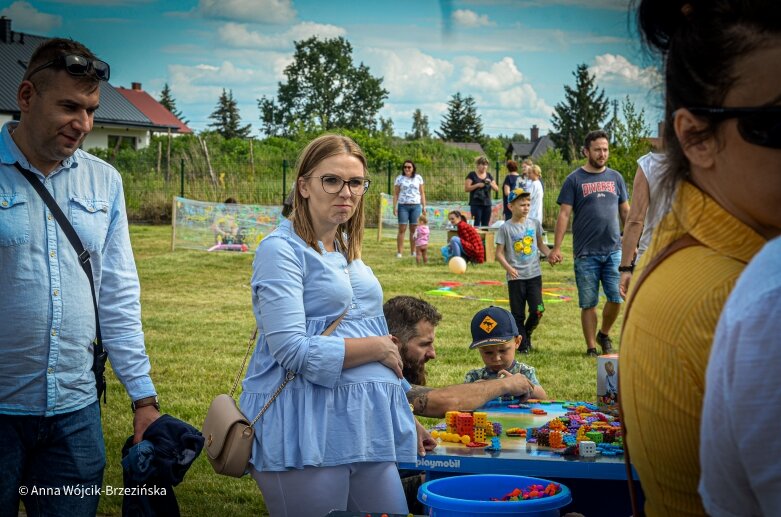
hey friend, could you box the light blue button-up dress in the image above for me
[239,220,416,471]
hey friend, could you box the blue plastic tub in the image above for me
[418,474,572,517]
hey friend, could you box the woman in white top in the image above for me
[618,152,668,298]
[392,160,426,258]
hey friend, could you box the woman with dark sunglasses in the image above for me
[620,1,781,516]
[392,160,426,258]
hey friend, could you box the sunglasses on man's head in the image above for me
[688,106,781,149]
[27,54,111,82]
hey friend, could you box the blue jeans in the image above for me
[442,236,466,263]
[470,204,492,227]
[574,250,623,308]
[397,204,422,225]
[0,402,106,517]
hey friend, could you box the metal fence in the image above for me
[118,156,563,227]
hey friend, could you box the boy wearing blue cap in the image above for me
[495,188,551,353]
[464,307,547,400]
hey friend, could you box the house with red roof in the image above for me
[117,82,192,136]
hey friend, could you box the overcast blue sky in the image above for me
[2,0,664,138]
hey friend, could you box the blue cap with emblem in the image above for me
[469,306,519,349]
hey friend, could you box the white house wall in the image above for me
[83,126,151,151]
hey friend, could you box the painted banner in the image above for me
[171,197,284,252]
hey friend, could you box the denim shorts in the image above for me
[397,204,422,225]
[574,250,623,308]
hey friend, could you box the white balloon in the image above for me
[448,256,467,274]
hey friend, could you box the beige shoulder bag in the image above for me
[202,311,347,477]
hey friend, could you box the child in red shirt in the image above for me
[444,210,485,264]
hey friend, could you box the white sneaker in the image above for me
[396,253,403,258]
[411,252,416,257]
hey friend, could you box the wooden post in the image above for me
[199,136,218,186]
[249,139,255,176]
[170,197,178,251]
[165,128,171,180]
[156,140,162,174]
[377,196,383,241]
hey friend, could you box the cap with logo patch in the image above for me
[469,306,519,349]
[508,188,530,204]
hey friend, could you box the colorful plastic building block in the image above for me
[579,440,597,457]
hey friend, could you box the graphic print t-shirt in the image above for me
[394,174,424,205]
[556,167,628,257]
[495,218,544,280]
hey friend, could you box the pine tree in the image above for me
[550,64,609,162]
[158,83,188,124]
[410,109,431,140]
[208,89,252,139]
[436,92,483,142]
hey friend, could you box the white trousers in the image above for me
[251,461,408,517]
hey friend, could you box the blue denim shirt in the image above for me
[0,122,155,416]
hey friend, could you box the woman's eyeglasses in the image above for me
[688,106,781,149]
[309,175,371,196]
[27,54,111,82]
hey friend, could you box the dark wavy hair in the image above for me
[636,0,781,205]
[383,296,442,347]
[402,160,417,177]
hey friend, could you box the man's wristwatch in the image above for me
[618,264,635,273]
[131,395,159,413]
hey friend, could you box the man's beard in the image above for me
[588,156,606,169]
[401,344,427,386]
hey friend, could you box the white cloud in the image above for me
[47,0,152,4]
[363,49,555,135]
[452,9,494,28]
[364,47,454,101]
[455,56,524,91]
[473,0,627,11]
[218,21,346,49]
[198,0,296,25]
[589,53,662,89]
[1,1,61,32]
[169,60,264,104]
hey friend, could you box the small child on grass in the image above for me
[464,306,547,400]
[495,188,551,353]
[413,213,430,265]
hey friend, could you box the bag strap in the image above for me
[231,309,349,424]
[619,233,700,517]
[13,162,107,403]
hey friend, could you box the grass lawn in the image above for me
[96,224,624,516]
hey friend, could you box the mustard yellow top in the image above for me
[620,181,766,517]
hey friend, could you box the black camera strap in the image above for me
[14,162,107,404]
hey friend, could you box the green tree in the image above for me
[482,137,506,164]
[208,89,252,139]
[436,92,483,142]
[378,116,394,138]
[409,109,431,140]
[258,36,389,136]
[158,82,188,125]
[608,95,653,182]
[550,64,609,162]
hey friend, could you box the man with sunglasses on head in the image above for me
[0,38,159,516]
